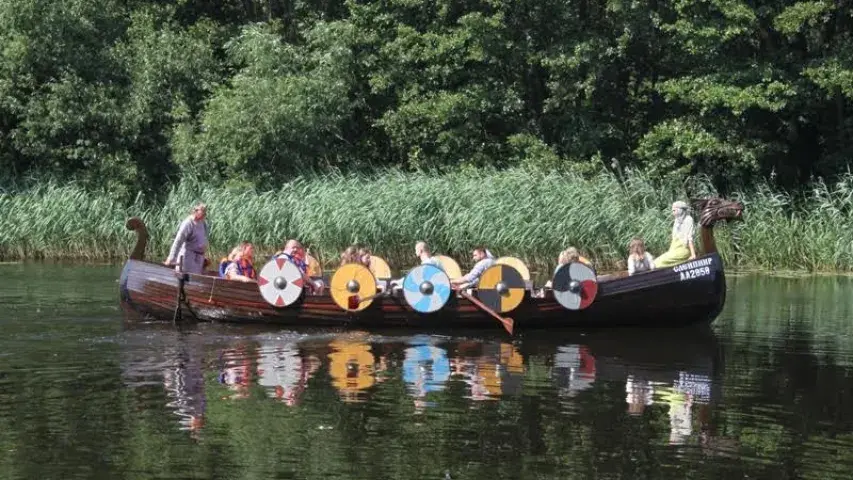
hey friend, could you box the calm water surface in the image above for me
[2,264,853,479]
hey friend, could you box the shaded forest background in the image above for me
[1,0,852,202]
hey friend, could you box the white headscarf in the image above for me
[672,201,694,244]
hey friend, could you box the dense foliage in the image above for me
[1,0,852,200]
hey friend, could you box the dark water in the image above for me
[2,264,853,479]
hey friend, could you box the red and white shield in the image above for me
[553,262,598,311]
[257,257,304,307]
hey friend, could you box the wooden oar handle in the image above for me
[457,288,514,335]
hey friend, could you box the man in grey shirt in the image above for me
[164,203,209,274]
[451,247,495,290]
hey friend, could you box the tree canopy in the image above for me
[1,0,852,199]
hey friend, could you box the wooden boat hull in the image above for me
[119,252,727,329]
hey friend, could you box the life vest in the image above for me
[235,259,256,279]
[274,252,307,275]
[219,258,256,279]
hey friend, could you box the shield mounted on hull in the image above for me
[403,264,451,314]
[331,263,378,312]
[258,257,305,307]
[494,256,531,282]
[476,264,526,314]
[435,255,462,279]
[553,262,598,310]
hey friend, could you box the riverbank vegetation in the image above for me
[1,0,852,272]
[2,169,852,273]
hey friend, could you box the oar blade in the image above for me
[502,317,514,335]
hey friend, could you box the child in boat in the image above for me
[627,237,655,275]
[218,245,242,277]
[222,242,257,282]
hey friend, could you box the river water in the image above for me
[2,263,853,479]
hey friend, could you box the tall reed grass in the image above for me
[1,168,851,274]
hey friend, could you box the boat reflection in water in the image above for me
[255,340,320,405]
[403,335,451,410]
[121,323,720,445]
[119,328,208,437]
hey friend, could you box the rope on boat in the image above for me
[208,277,217,303]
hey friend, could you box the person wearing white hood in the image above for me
[654,200,697,268]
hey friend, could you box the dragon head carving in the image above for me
[691,197,744,228]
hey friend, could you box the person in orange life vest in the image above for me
[274,239,321,294]
[218,245,242,276]
[222,242,257,282]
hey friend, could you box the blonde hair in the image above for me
[340,246,359,266]
[228,241,252,261]
[227,245,243,261]
[192,203,207,214]
[558,247,580,265]
[357,246,372,266]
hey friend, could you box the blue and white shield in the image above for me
[403,264,451,314]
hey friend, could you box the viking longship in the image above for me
[119,198,744,333]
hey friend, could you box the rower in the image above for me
[274,239,322,294]
[388,241,444,291]
[415,241,442,268]
[450,247,495,291]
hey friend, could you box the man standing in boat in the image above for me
[451,247,495,290]
[164,203,209,274]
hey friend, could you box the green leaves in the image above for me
[658,75,795,115]
[172,20,359,186]
[1,0,853,197]
[804,61,853,99]
[635,118,762,181]
[774,1,833,36]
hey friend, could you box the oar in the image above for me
[456,287,514,335]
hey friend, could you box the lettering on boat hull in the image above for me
[673,258,714,281]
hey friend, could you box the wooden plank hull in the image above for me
[119,252,727,330]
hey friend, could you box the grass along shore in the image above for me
[1,168,852,275]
